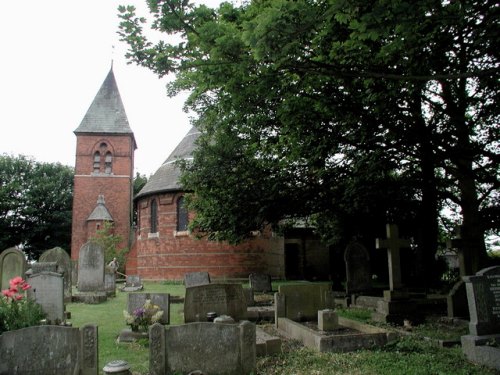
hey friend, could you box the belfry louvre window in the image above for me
[150,199,158,233]
[177,196,188,232]
[93,152,100,173]
[105,152,113,174]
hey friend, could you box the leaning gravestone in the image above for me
[128,292,170,325]
[149,321,256,375]
[184,271,211,288]
[184,283,247,322]
[77,242,105,292]
[0,247,27,291]
[461,266,500,370]
[0,324,98,375]
[40,247,73,302]
[344,241,372,294]
[27,271,65,324]
[249,273,272,293]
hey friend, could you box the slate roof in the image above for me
[87,195,114,221]
[74,67,136,148]
[135,126,201,200]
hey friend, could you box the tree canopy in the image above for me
[0,154,74,259]
[119,0,499,278]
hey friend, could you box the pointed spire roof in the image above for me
[87,195,114,221]
[74,67,135,142]
[135,126,201,200]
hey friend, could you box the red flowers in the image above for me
[1,276,31,302]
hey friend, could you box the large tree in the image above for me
[0,154,73,259]
[119,0,499,278]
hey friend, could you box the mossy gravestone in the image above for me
[0,247,27,291]
[77,242,105,292]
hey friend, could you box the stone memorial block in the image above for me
[344,241,372,294]
[184,271,211,288]
[39,247,73,302]
[104,268,116,297]
[149,321,256,375]
[0,324,98,375]
[77,242,105,292]
[275,283,333,322]
[463,266,500,336]
[30,262,58,274]
[0,247,27,291]
[249,273,272,293]
[128,292,170,325]
[27,271,65,324]
[184,283,247,323]
[121,274,143,292]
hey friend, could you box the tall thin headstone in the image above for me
[344,241,372,294]
[0,247,27,291]
[77,242,105,292]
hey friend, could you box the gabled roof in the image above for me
[74,67,135,145]
[135,126,201,200]
[87,195,113,222]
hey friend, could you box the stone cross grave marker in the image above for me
[375,224,411,291]
[39,247,73,302]
[463,265,500,336]
[127,292,170,325]
[249,273,272,293]
[27,271,65,324]
[184,271,211,288]
[184,283,247,322]
[446,225,475,276]
[77,242,105,292]
[344,241,372,294]
[0,247,27,291]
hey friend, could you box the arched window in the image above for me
[150,199,158,233]
[105,152,113,174]
[93,151,101,173]
[177,196,189,232]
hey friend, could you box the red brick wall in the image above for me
[127,192,285,280]
[71,134,134,260]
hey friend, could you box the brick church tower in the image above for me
[71,67,136,262]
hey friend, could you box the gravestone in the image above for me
[184,271,211,288]
[0,247,27,291]
[184,283,247,323]
[344,241,372,294]
[120,275,143,292]
[104,267,116,297]
[249,273,272,293]
[27,271,65,324]
[274,283,335,322]
[447,280,469,319]
[29,262,58,274]
[149,321,256,375]
[0,324,98,375]
[77,242,105,292]
[39,247,73,302]
[461,266,500,370]
[127,292,170,325]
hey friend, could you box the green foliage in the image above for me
[90,221,128,274]
[0,154,73,259]
[335,307,372,323]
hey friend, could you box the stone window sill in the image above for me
[174,230,189,237]
[148,232,160,239]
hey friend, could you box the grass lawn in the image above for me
[67,281,495,375]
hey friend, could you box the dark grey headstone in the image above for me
[344,241,372,294]
[447,280,469,319]
[39,247,73,302]
[184,271,211,288]
[463,266,500,336]
[149,321,256,375]
[127,292,170,325]
[184,283,247,323]
[249,273,272,293]
[0,247,27,291]
[275,283,333,322]
[0,324,98,375]
[27,271,65,324]
[77,242,105,292]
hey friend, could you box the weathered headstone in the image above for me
[104,267,116,297]
[461,266,500,370]
[27,271,65,324]
[127,292,170,325]
[447,280,470,319]
[29,262,58,274]
[184,283,247,322]
[249,273,272,293]
[149,321,256,375]
[184,271,211,288]
[121,275,143,292]
[77,242,105,292]
[0,324,98,375]
[0,247,27,291]
[39,247,73,302]
[344,241,372,294]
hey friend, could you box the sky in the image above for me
[0,0,219,177]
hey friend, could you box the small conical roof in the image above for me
[87,195,114,221]
[135,126,200,200]
[74,67,135,141]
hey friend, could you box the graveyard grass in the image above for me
[66,281,494,375]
